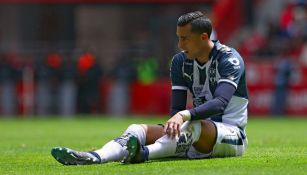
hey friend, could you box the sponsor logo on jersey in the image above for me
[183,73,193,81]
[228,57,240,69]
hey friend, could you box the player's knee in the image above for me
[124,124,146,145]
[139,124,148,133]
[125,124,146,134]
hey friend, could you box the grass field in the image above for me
[0,116,306,175]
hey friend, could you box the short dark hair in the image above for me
[177,11,212,37]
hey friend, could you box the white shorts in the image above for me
[178,121,248,159]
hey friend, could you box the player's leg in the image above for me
[51,123,164,165]
[184,121,247,159]
[141,124,164,144]
[122,120,203,163]
[122,120,247,163]
[93,124,163,163]
[192,120,217,154]
[51,147,101,165]
[209,122,247,157]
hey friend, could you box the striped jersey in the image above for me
[170,40,248,129]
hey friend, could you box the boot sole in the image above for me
[122,136,138,164]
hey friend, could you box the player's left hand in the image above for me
[164,113,184,139]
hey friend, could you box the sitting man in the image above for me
[51,11,248,165]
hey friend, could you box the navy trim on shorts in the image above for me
[221,138,243,145]
[239,130,246,140]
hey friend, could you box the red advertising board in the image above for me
[246,61,307,116]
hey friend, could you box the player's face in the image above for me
[176,24,206,60]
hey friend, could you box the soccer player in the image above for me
[51,11,248,165]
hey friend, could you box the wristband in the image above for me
[179,110,191,121]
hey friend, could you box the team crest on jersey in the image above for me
[193,94,209,106]
[193,97,205,106]
[193,85,211,106]
[193,86,203,96]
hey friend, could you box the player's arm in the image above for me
[165,84,235,138]
[179,53,244,121]
[165,54,188,138]
[170,90,187,116]
[169,53,188,117]
[184,82,236,120]
[165,89,187,139]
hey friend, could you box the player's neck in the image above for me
[196,40,214,64]
[196,57,208,65]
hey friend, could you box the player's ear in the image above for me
[201,32,209,41]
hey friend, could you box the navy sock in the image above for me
[143,146,149,161]
[89,151,102,162]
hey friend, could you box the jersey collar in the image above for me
[208,40,219,60]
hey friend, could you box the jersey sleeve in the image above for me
[217,53,245,89]
[170,54,188,90]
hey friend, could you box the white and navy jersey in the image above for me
[170,40,248,129]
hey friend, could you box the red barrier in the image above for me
[246,62,276,115]
[130,79,171,115]
[246,61,307,116]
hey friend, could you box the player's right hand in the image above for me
[163,113,184,139]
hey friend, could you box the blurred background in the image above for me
[0,0,306,118]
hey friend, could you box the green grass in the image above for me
[0,116,306,175]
